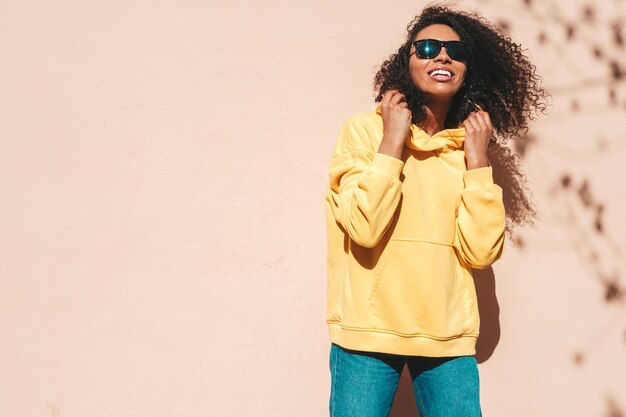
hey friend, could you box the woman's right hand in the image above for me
[378,90,412,159]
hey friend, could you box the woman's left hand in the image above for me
[462,111,493,170]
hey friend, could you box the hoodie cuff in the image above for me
[463,166,494,189]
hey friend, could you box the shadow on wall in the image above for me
[388,267,500,417]
[473,267,500,364]
[389,366,420,417]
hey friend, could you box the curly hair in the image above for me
[374,4,548,140]
[373,4,550,237]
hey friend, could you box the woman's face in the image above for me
[409,24,467,101]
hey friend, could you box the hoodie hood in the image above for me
[375,106,465,152]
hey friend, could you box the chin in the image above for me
[416,81,460,96]
[425,90,459,99]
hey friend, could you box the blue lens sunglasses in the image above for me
[412,39,470,61]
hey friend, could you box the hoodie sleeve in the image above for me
[453,166,506,269]
[326,115,404,248]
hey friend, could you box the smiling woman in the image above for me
[324,4,549,417]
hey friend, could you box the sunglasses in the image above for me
[412,39,470,61]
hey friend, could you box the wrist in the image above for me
[378,136,404,160]
[465,154,490,170]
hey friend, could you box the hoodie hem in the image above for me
[327,321,478,357]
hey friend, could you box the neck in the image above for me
[421,98,453,136]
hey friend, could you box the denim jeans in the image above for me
[329,343,482,417]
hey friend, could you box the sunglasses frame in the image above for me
[412,39,471,61]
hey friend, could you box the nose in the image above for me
[434,47,452,63]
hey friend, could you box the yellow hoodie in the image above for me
[324,108,506,357]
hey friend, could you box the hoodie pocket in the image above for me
[367,239,471,337]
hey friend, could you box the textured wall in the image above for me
[1,1,625,416]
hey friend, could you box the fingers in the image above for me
[463,114,479,131]
[381,89,397,106]
[389,91,407,106]
[481,111,492,130]
[395,100,409,109]
[380,90,413,146]
[382,89,407,106]
[381,90,410,119]
[475,111,492,131]
[464,111,493,136]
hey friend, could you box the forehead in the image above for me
[414,24,460,41]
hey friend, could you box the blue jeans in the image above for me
[329,343,482,417]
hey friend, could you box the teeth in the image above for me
[430,69,452,77]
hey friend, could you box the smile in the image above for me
[427,68,454,82]
[429,69,452,77]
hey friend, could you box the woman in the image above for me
[324,5,548,417]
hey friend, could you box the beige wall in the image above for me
[1,1,625,416]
